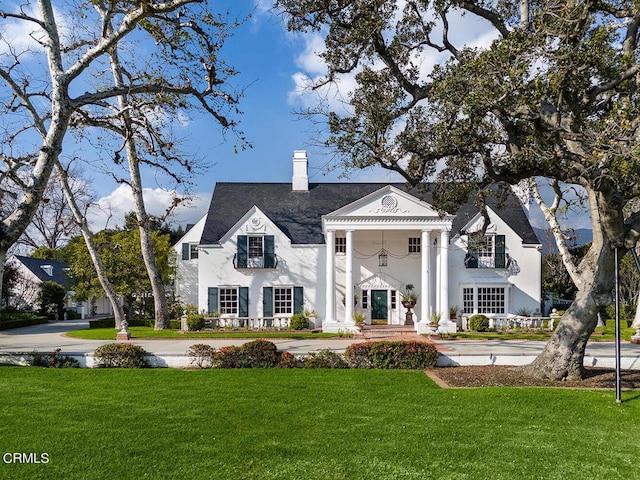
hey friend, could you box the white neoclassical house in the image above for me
[174,151,542,334]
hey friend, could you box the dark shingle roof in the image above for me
[13,255,71,287]
[200,182,539,246]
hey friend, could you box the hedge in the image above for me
[93,343,148,368]
[0,316,48,330]
[344,341,439,369]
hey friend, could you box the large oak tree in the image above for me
[277,0,640,379]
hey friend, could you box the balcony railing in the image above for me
[233,254,279,270]
[464,253,510,269]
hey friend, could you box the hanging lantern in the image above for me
[378,249,388,267]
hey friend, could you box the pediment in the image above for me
[457,208,499,236]
[219,205,284,244]
[358,273,403,291]
[326,185,442,219]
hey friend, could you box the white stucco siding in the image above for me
[448,207,541,316]
[197,209,325,321]
[174,215,207,308]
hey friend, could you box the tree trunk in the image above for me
[55,163,127,328]
[527,187,620,380]
[106,44,170,330]
[0,249,5,309]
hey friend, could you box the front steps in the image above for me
[358,325,430,341]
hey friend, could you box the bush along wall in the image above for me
[344,341,439,369]
[93,343,149,368]
[185,340,438,370]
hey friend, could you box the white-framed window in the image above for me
[408,237,421,253]
[478,287,505,314]
[236,235,275,269]
[248,236,263,259]
[182,243,198,260]
[465,233,507,269]
[463,287,474,314]
[219,287,238,315]
[362,290,369,309]
[462,286,506,315]
[391,290,397,309]
[335,236,346,254]
[274,287,293,315]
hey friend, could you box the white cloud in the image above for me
[0,4,44,55]
[285,6,500,113]
[87,184,210,231]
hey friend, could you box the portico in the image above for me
[321,186,456,334]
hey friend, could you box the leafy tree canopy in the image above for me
[65,228,173,303]
[277,0,640,380]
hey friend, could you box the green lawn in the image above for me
[1,368,639,479]
[65,326,340,340]
[445,326,636,341]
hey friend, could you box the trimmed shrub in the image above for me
[276,351,299,368]
[29,348,79,368]
[344,341,438,369]
[129,318,155,327]
[289,313,309,330]
[214,345,245,368]
[214,340,279,368]
[238,339,278,367]
[303,349,348,369]
[186,314,206,331]
[186,344,216,369]
[169,319,182,330]
[94,343,148,368]
[89,318,116,329]
[65,309,82,320]
[469,314,490,332]
[0,316,48,330]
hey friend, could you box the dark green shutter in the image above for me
[495,235,506,268]
[237,235,247,268]
[263,287,273,317]
[239,287,249,317]
[294,286,304,314]
[207,287,218,315]
[264,235,275,268]
[466,234,479,268]
[182,243,190,260]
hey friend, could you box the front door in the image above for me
[371,290,388,325]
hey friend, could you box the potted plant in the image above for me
[428,312,441,335]
[401,284,418,308]
[449,306,459,320]
[353,311,367,330]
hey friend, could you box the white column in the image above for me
[345,230,354,324]
[325,229,335,324]
[420,229,430,324]
[439,229,450,322]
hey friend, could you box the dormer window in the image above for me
[41,265,54,276]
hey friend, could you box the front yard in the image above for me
[1,368,639,479]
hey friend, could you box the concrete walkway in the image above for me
[1,319,640,369]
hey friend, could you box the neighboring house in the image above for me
[174,150,542,333]
[7,255,112,317]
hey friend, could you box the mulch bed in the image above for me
[427,365,640,389]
